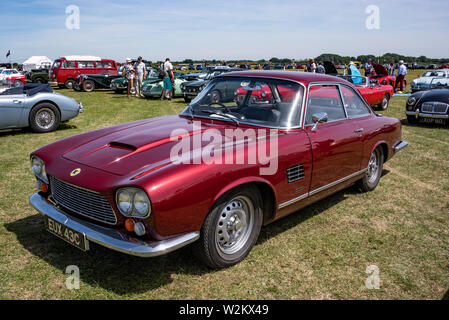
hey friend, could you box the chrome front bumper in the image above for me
[29,193,200,257]
[405,110,449,119]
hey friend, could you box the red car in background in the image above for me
[0,69,26,87]
[371,64,400,87]
[338,75,394,110]
[29,71,407,268]
[49,56,118,89]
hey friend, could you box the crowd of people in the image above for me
[304,57,408,93]
[121,56,175,100]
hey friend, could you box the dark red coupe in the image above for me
[29,71,407,268]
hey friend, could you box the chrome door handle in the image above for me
[354,128,364,133]
[13,100,22,104]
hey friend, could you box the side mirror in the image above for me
[311,112,328,131]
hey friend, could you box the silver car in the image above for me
[0,83,83,133]
[411,69,449,92]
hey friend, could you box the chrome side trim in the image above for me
[308,169,367,196]
[278,193,308,209]
[29,193,200,257]
[277,169,367,209]
[394,141,409,152]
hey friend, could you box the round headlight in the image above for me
[134,190,149,216]
[117,190,133,214]
[31,157,42,175]
[116,187,151,218]
[407,97,416,105]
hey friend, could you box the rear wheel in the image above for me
[82,80,95,92]
[29,103,60,133]
[35,78,45,84]
[193,185,263,269]
[64,79,75,89]
[407,115,419,124]
[358,147,383,192]
[377,94,390,110]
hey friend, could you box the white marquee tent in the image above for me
[22,56,52,71]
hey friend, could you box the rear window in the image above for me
[78,61,95,68]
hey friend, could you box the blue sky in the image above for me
[1,0,448,63]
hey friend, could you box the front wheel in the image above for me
[193,185,263,269]
[29,103,60,133]
[64,79,75,89]
[13,80,23,87]
[82,80,95,92]
[358,147,383,192]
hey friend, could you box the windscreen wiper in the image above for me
[201,109,239,126]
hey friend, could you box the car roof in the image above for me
[217,70,349,86]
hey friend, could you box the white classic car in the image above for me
[411,69,449,92]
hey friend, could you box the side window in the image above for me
[66,61,76,68]
[305,85,346,125]
[340,85,371,118]
[78,61,94,68]
[96,61,112,69]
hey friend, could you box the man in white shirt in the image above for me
[133,56,146,98]
[394,60,407,93]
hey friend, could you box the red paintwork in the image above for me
[2,71,26,84]
[355,79,394,107]
[235,83,297,102]
[371,64,396,85]
[49,57,118,85]
[32,71,403,240]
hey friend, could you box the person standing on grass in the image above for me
[123,58,135,99]
[364,59,374,76]
[394,60,407,93]
[133,56,146,98]
[316,61,325,74]
[161,58,174,101]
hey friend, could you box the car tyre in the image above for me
[64,79,75,89]
[13,80,23,87]
[210,90,221,104]
[193,185,263,269]
[377,94,390,110]
[358,147,383,192]
[82,80,95,92]
[29,103,61,133]
[184,97,192,103]
[35,78,45,84]
[407,115,419,125]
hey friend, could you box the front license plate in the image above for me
[44,216,88,251]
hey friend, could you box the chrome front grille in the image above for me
[421,102,449,114]
[49,176,117,225]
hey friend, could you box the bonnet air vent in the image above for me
[286,164,304,183]
[108,142,137,151]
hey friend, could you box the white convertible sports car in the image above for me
[0,83,83,133]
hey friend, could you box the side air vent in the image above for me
[286,164,305,183]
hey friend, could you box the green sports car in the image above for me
[142,78,187,98]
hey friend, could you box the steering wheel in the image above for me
[208,102,231,113]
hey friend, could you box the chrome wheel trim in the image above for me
[367,151,380,183]
[35,108,56,130]
[215,195,254,256]
[84,81,93,91]
[13,80,22,87]
[382,96,388,109]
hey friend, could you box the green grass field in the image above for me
[0,69,448,299]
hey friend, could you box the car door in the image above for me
[0,94,27,128]
[304,84,363,192]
